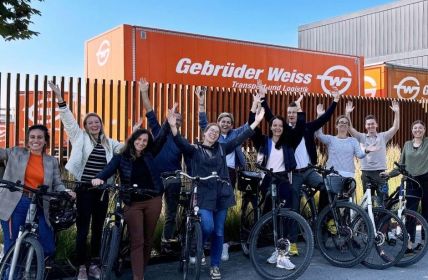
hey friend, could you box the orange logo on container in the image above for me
[393,76,420,99]
[316,65,352,95]
[364,76,377,97]
[96,40,111,66]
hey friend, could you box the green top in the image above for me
[391,137,428,177]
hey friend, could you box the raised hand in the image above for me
[390,101,399,113]
[48,81,64,103]
[331,86,341,102]
[167,103,178,128]
[295,94,304,111]
[194,86,207,101]
[345,101,354,115]
[255,107,265,123]
[132,118,143,132]
[253,92,262,105]
[316,104,325,117]
[257,80,267,98]
[139,77,149,93]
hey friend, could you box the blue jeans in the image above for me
[199,208,227,267]
[1,197,55,256]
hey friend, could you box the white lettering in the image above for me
[176,58,191,73]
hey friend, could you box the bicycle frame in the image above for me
[351,184,378,236]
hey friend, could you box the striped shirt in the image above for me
[81,142,107,182]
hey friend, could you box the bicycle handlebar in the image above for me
[162,170,229,186]
[307,164,339,177]
[255,164,289,181]
[0,179,72,201]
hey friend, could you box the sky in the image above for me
[0,0,395,78]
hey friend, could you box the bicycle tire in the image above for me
[100,224,121,280]
[0,235,44,280]
[315,200,374,268]
[391,208,428,267]
[182,221,203,280]
[249,209,314,280]
[240,194,257,256]
[361,207,408,270]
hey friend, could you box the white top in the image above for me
[294,138,311,169]
[266,146,286,172]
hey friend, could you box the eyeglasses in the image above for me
[338,121,349,125]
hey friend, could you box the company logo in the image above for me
[316,65,352,95]
[393,76,420,99]
[364,76,377,97]
[96,40,111,66]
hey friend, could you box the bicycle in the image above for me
[237,170,263,256]
[384,162,428,267]
[248,164,313,280]
[95,183,159,280]
[163,170,224,280]
[0,179,73,280]
[352,175,408,269]
[306,165,375,268]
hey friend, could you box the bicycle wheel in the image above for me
[315,201,374,268]
[0,236,44,280]
[391,208,428,267]
[249,209,314,280]
[240,194,257,256]
[361,207,407,270]
[181,221,203,280]
[100,223,121,280]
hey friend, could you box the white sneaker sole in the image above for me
[276,263,295,270]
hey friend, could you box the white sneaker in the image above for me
[77,265,88,280]
[276,255,296,270]
[189,254,206,265]
[88,264,101,279]
[221,243,229,261]
[267,250,278,264]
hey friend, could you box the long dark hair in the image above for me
[121,129,153,160]
[26,124,50,152]
[268,116,287,149]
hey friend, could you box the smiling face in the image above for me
[412,122,426,139]
[218,116,233,134]
[270,118,284,138]
[287,106,298,126]
[84,115,102,137]
[203,124,220,146]
[365,118,378,134]
[133,133,149,154]
[28,129,47,154]
[336,116,350,134]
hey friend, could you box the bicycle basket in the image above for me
[49,198,77,231]
[180,176,194,194]
[326,174,345,195]
[237,171,262,194]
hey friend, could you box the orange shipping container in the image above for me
[85,25,364,96]
[364,63,428,100]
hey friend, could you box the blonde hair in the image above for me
[217,112,234,124]
[83,113,110,151]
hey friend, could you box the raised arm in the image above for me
[309,90,340,131]
[195,86,208,131]
[139,78,161,136]
[345,100,360,137]
[168,104,196,156]
[49,81,82,144]
[385,101,400,139]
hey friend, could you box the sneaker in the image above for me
[77,265,88,280]
[276,255,296,270]
[189,253,206,265]
[88,264,101,279]
[267,250,278,264]
[289,243,299,256]
[221,243,229,261]
[210,266,221,280]
[327,219,337,235]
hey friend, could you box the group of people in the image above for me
[0,78,426,280]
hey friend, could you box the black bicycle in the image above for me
[0,179,74,280]
[237,170,263,256]
[248,164,313,280]
[302,165,375,268]
[163,170,223,280]
[384,162,428,267]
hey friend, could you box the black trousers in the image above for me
[75,189,109,265]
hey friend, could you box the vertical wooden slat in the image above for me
[116,81,121,141]
[50,76,56,156]
[42,76,48,127]
[124,80,130,139]
[85,78,90,116]
[5,73,11,148]
[77,78,82,126]
[101,79,106,123]
[33,75,39,125]
[14,73,20,147]
[67,77,74,159]
[93,79,98,115]
[24,74,30,141]
[108,80,113,138]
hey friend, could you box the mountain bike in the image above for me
[307,165,375,268]
[248,164,313,280]
[0,179,73,280]
[384,162,428,267]
[352,175,407,269]
[163,170,224,280]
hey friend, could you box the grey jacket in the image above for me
[0,147,65,228]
